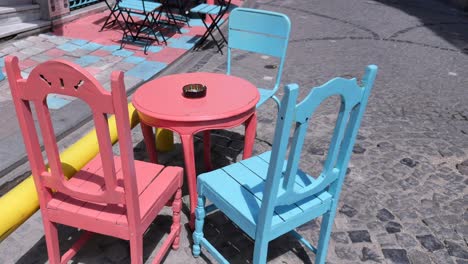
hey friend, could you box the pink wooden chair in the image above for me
[4,56,184,264]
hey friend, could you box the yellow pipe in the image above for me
[155,128,174,152]
[0,103,140,241]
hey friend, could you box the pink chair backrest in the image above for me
[5,56,138,206]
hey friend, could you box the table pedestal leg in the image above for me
[180,134,197,230]
[203,131,213,171]
[141,123,158,163]
[243,112,257,159]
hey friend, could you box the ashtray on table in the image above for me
[182,84,207,98]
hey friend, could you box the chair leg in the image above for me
[195,14,217,50]
[100,11,114,31]
[43,218,61,264]
[162,1,181,33]
[315,211,335,264]
[171,188,182,250]
[176,0,190,27]
[192,196,206,257]
[203,131,212,171]
[152,11,168,45]
[253,238,269,264]
[203,15,225,54]
[243,112,257,160]
[140,123,158,163]
[129,235,143,264]
[210,14,227,44]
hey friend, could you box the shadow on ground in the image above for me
[14,127,301,263]
[375,0,468,53]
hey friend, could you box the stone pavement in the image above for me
[1,0,468,263]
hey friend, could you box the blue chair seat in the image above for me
[190,4,225,15]
[119,0,161,12]
[198,151,333,239]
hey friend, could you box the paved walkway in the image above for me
[1,0,468,263]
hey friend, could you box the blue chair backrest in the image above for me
[227,8,291,89]
[258,65,378,226]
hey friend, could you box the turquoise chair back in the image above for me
[266,65,378,207]
[227,8,291,108]
[256,65,378,261]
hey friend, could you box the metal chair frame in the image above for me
[191,0,231,54]
[100,0,124,31]
[118,0,167,54]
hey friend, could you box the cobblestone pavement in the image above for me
[1,0,468,263]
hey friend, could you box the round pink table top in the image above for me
[132,72,259,122]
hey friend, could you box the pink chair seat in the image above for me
[47,156,181,238]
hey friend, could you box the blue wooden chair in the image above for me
[227,8,291,109]
[192,65,378,264]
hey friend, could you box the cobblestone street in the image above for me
[0,0,467,263]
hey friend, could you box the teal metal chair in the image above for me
[118,0,167,54]
[227,8,291,109]
[190,0,232,53]
[192,65,378,264]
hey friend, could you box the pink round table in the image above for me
[132,72,259,228]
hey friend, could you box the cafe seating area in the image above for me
[0,2,379,264]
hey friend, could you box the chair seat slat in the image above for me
[48,157,179,226]
[198,153,335,228]
[239,154,332,213]
[119,0,161,12]
[190,4,220,14]
[222,160,302,221]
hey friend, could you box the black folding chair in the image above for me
[157,0,184,33]
[172,0,191,26]
[100,0,124,31]
[118,0,166,54]
[190,0,231,54]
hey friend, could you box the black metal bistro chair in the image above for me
[117,0,166,54]
[100,0,124,31]
[190,0,231,54]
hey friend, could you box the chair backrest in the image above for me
[259,65,378,224]
[5,56,139,208]
[227,8,291,91]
